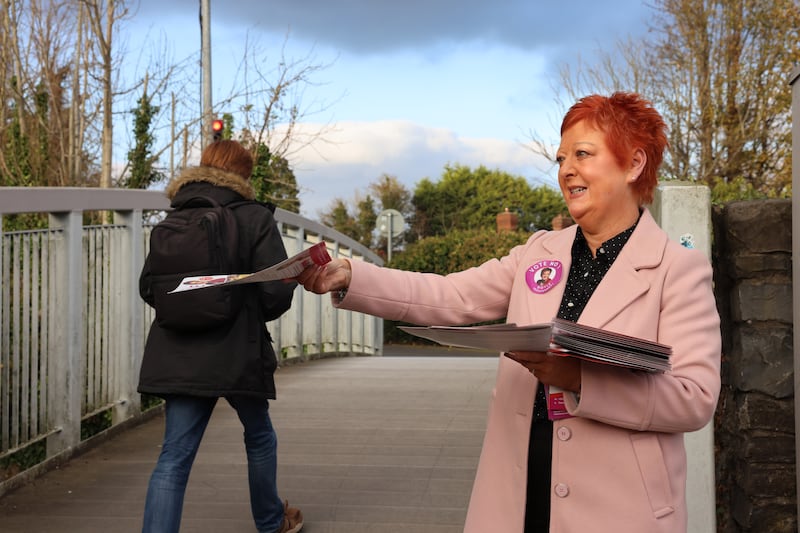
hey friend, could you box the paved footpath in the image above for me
[0,346,497,532]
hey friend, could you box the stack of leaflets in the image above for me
[400,318,671,373]
[549,318,671,373]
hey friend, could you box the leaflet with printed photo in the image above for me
[169,241,331,293]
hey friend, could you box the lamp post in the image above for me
[200,0,212,149]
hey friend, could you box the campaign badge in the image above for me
[525,260,563,294]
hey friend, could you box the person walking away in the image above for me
[138,140,303,533]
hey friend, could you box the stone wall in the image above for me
[712,199,795,532]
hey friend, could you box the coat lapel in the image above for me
[555,209,668,329]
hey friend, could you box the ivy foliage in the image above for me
[249,143,301,213]
[123,88,164,189]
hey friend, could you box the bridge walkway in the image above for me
[0,346,498,533]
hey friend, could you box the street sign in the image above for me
[377,209,404,238]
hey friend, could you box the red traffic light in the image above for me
[211,119,224,141]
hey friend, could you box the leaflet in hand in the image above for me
[400,318,671,373]
[399,323,552,352]
[168,241,331,293]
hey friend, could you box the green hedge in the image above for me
[384,228,531,343]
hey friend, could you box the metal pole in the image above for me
[200,0,212,150]
[170,92,176,178]
[387,216,393,263]
[789,64,800,524]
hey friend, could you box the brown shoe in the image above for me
[278,500,303,533]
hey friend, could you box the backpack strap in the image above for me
[224,199,267,273]
[257,200,277,213]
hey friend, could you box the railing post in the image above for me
[652,182,715,533]
[293,231,305,360]
[374,314,384,356]
[112,209,144,421]
[46,211,84,457]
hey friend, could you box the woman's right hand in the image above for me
[292,258,352,295]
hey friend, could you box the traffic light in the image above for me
[211,118,224,142]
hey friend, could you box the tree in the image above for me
[319,193,378,249]
[319,167,566,255]
[319,198,367,245]
[651,0,798,197]
[219,32,336,177]
[82,0,129,192]
[319,174,414,252]
[0,3,329,218]
[139,33,332,211]
[410,164,566,239]
[369,174,412,253]
[0,0,93,188]
[370,174,413,216]
[532,0,799,202]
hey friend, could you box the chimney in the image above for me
[496,208,519,232]
[551,213,575,230]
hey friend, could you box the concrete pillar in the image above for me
[46,211,84,457]
[113,209,144,421]
[652,182,715,533]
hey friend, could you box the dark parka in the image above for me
[138,166,295,399]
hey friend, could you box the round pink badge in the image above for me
[525,260,563,294]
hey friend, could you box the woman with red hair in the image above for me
[293,92,721,533]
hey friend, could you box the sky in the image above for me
[127,0,653,219]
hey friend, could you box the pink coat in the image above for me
[337,209,721,533]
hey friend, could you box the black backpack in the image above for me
[146,195,259,331]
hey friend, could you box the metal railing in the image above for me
[0,187,384,494]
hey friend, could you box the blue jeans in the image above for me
[142,395,284,533]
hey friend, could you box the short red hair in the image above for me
[561,92,667,205]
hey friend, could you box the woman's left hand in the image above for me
[504,351,582,392]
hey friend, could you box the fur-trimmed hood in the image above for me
[165,166,255,201]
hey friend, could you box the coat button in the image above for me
[557,426,572,441]
[554,483,570,498]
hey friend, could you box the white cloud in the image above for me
[285,120,557,219]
